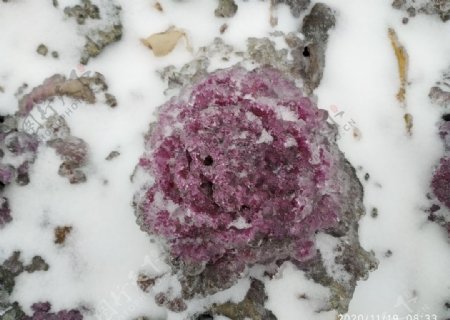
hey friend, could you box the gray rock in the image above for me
[0,302,25,320]
[2,252,23,276]
[208,279,276,320]
[0,252,51,316]
[0,197,12,227]
[25,256,49,273]
[214,0,238,18]
[105,150,120,161]
[104,92,117,108]
[429,67,450,108]
[48,136,89,184]
[64,0,100,25]
[299,3,336,93]
[301,3,336,43]
[63,0,123,65]
[273,0,310,17]
[392,0,450,22]
[36,44,48,56]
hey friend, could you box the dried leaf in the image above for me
[141,27,190,57]
[270,0,278,27]
[404,113,413,135]
[220,23,228,34]
[153,2,163,12]
[353,127,362,140]
[388,28,409,105]
[54,225,73,245]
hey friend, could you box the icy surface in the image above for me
[0,0,449,319]
[134,66,372,305]
[136,67,341,265]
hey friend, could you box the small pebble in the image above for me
[105,93,117,107]
[353,127,362,140]
[153,1,163,12]
[137,273,157,292]
[406,7,416,17]
[105,150,120,161]
[167,297,187,312]
[36,44,48,56]
[214,0,238,18]
[364,173,370,181]
[154,292,167,306]
[220,23,228,34]
[371,207,378,218]
[51,51,59,59]
[25,256,49,272]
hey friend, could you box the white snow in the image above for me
[266,262,334,320]
[228,217,252,230]
[0,0,449,319]
[256,129,273,144]
[316,0,450,317]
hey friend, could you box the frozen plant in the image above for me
[134,66,370,296]
[0,116,39,227]
[429,119,450,234]
[432,121,450,209]
[22,302,82,320]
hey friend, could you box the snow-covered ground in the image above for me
[0,0,449,319]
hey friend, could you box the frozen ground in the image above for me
[0,0,449,319]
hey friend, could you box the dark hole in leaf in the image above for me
[203,155,213,166]
[185,150,192,169]
[16,172,30,186]
[240,205,250,211]
[442,114,450,121]
[429,203,440,213]
[302,46,310,57]
[196,313,214,320]
[200,180,214,198]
